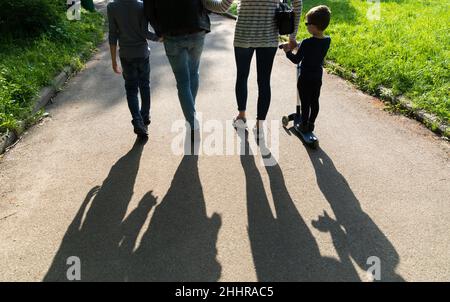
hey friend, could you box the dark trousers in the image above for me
[235,47,277,120]
[298,76,322,124]
[120,56,151,123]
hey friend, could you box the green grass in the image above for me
[230,0,450,125]
[0,9,104,134]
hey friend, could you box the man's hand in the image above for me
[112,61,122,74]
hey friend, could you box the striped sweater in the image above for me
[234,0,302,48]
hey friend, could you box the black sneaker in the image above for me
[132,120,148,137]
[308,122,315,132]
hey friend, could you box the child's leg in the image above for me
[120,57,142,123]
[138,57,151,124]
[308,81,322,125]
[298,78,312,125]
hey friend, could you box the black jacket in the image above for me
[144,0,211,36]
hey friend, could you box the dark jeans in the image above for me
[120,56,151,123]
[298,75,322,124]
[235,47,277,121]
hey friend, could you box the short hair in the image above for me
[306,5,331,31]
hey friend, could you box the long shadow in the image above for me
[44,132,221,281]
[307,148,404,281]
[240,133,360,281]
[128,137,222,281]
[44,137,152,281]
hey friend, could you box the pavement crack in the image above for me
[0,212,17,221]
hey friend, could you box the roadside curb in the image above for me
[0,66,75,155]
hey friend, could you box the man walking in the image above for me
[145,0,233,139]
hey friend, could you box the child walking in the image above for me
[282,5,331,133]
[107,0,161,138]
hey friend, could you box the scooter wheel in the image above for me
[282,116,290,127]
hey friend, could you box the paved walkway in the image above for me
[0,13,449,281]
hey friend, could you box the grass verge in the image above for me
[229,0,450,135]
[0,9,105,134]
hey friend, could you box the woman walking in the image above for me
[232,0,302,137]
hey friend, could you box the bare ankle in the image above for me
[238,111,246,119]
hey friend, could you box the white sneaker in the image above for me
[232,117,248,130]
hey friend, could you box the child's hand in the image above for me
[281,43,291,53]
[288,39,298,51]
[112,61,122,75]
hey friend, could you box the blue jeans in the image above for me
[120,56,151,123]
[164,31,206,129]
[235,47,277,120]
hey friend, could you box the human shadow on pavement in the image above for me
[307,148,404,282]
[239,132,360,281]
[128,135,222,281]
[44,132,221,281]
[44,137,151,281]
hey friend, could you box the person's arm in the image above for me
[286,40,305,65]
[107,5,121,74]
[141,19,161,42]
[201,0,234,13]
[289,0,303,49]
[109,44,121,74]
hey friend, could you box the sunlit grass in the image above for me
[230,0,450,124]
[0,10,104,133]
